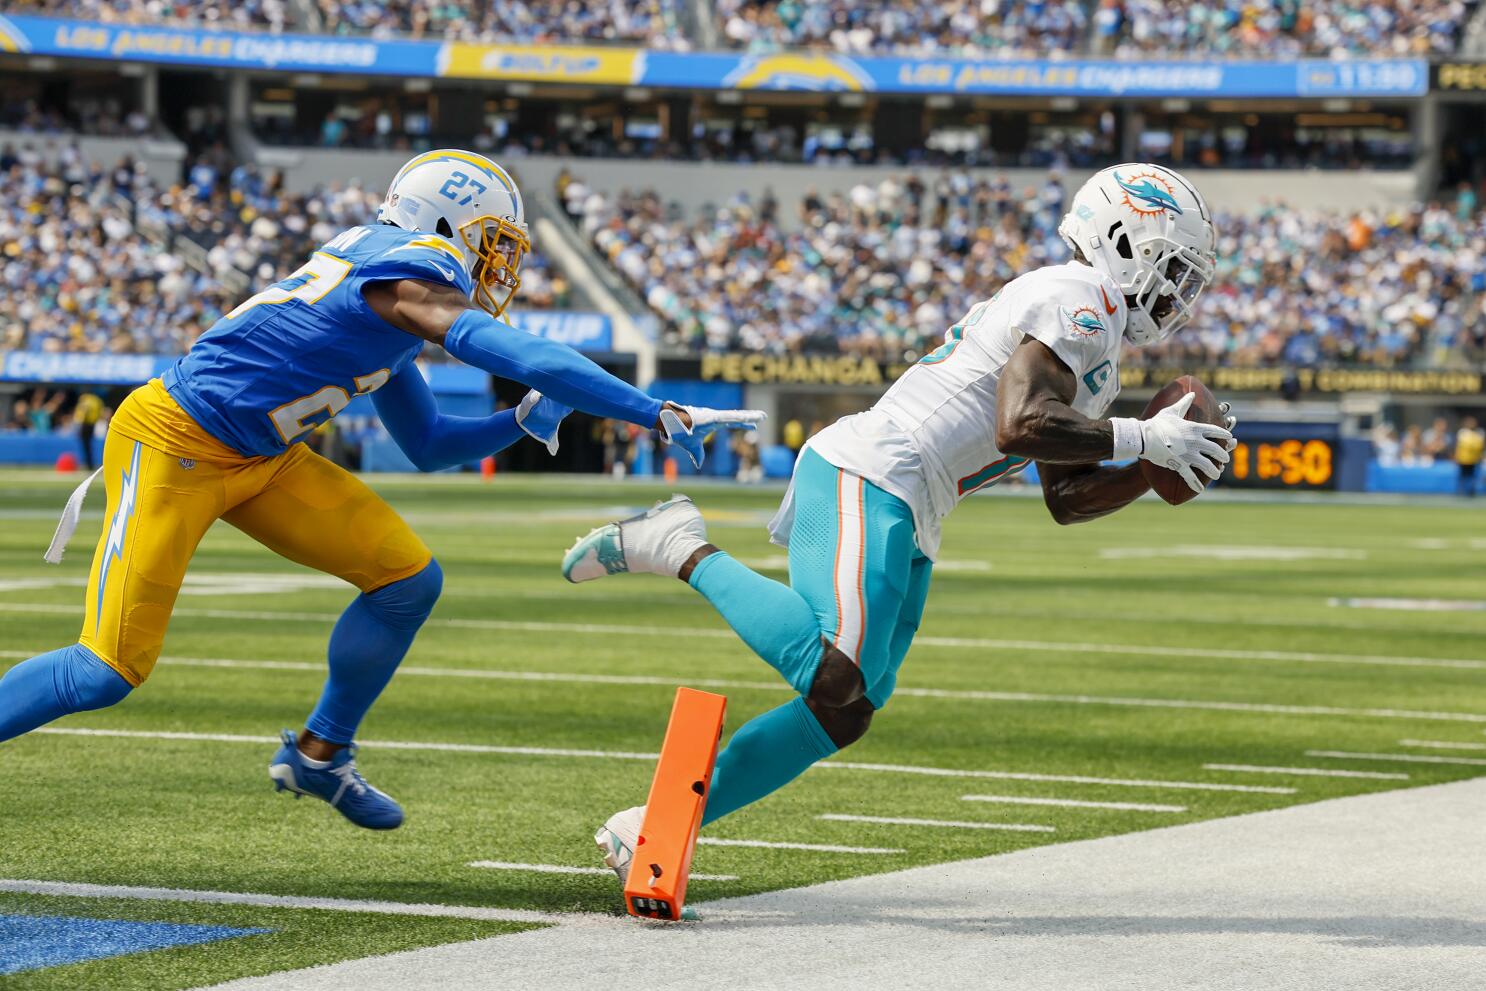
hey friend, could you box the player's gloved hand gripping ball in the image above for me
[515,389,571,455]
[1111,391,1234,496]
[657,403,767,469]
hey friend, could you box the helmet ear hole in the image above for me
[436,218,453,238]
[1106,223,1133,260]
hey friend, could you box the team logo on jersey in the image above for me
[1067,305,1104,336]
[1113,170,1183,218]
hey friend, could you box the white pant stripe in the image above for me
[831,471,867,664]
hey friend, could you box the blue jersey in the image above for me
[162,224,474,458]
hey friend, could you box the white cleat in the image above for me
[563,495,707,584]
[594,805,645,884]
[594,805,700,920]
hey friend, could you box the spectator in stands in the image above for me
[1372,422,1401,466]
[570,170,1486,368]
[1422,416,1453,462]
[1456,416,1484,496]
[73,391,103,471]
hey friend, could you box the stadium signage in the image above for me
[1435,63,1486,91]
[0,15,1429,100]
[512,312,614,352]
[694,353,894,387]
[660,355,1484,395]
[0,351,171,384]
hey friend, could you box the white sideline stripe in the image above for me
[467,861,738,882]
[0,879,566,924]
[4,649,1476,727]
[3,601,1483,673]
[960,795,1187,813]
[1202,763,1409,781]
[1307,750,1486,768]
[697,838,903,855]
[818,761,1294,794]
[27,726,1287,794]
[819,814,1055,833]
[1399,739,1486,751]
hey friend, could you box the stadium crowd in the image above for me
[10,0,1477,57]
[0,143,564,355]
[562,168,1486,370]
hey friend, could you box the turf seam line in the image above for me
[1202,763,1409,781]
[6,650,1479,725]
[818,815,1056,833]
[697,838,905,854]
[467,862,737,881]
[30,727,1293,793]
[960,795,1188,812]
[2,603,1482,671]
[1397,739,1486,751]
[1305,750,1486,767]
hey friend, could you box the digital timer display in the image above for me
[1228,439,1336,489]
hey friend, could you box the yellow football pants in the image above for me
[78,380,433,687]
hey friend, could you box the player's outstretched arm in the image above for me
[367,278,662,426]
[372,365,560,471]
[365,279,764,467]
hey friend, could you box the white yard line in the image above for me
[33,727,659,761]
[818,814,1055,833]
[697,838,903,855]
[28,726,1285,794]
[466,862,737,882]
[818,761,1294,794]
[1306,750,1486,768]
[0,879,566,924]
[5,649,1478,726]
[2,601,1483,673]
[960,795,1187,812]
[1202,763,1409,781]
[1398,739,1486,751]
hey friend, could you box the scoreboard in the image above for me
[1223,423,1340,491]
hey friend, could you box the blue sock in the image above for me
[688,552,823,695]
[0,643,132,742]
[305,559,442,745]
[702,697,837,826]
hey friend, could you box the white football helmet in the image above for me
[377,149,529,318]
[1057,164,1216,346]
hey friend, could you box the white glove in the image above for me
[515,389,570,456]
[658,403,767,469]
[1218,401,1238,451]
[1112,393,1233,494]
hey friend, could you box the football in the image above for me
[1139,375,1227,506]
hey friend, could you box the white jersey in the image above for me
[791,263,1127,560]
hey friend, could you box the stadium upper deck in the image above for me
[5,0,1477,57]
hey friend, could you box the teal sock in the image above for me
[688,552,823,694]
[702,697,837,826]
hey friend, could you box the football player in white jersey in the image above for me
[561,164,1237,880]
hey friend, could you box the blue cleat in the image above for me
[268,729,404,830]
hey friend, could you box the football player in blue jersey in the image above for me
[0,149,763,829]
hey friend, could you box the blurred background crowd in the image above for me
[561,168,1486,369]
[11,0,1478,57]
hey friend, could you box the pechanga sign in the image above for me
[660,354,1483,395]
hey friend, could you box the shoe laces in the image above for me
[328,758,370,798]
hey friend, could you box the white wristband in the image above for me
[1110,417,1144,461]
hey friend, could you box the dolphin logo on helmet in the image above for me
[376,149,530,319]
[1057,163,1216,348]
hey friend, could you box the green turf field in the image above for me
[2,470,1484,988]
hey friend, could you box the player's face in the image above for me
[462,217,529,318]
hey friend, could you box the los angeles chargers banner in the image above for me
[0,13,1429,99]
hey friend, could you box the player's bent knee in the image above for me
[366,558,443,630]
[58,644,133,712]
[806,695,874,750]
[807,645,865,708]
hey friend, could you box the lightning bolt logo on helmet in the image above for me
[1113,170,1184,218]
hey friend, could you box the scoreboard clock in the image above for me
[1223,424,1339,491]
